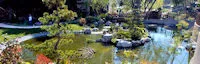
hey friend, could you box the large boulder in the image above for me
[101,34,112,43]
[116,40,132,47]
[116,37,151,48]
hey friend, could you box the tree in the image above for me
[42,0,67,9]
[91,0,109,14]
[171,0,185,6]
[38,0,81,63]
[24,35,79,62]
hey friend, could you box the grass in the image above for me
[0,28,44,43]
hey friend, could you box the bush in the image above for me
[122,23,129,29]
[90,24,95,28]
[130,27,147,40]
[176,20,189,30]
[86,16,100,24]
[98,13,108,18]
[79,18,86,25]
[115,30,131,39]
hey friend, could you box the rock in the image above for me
[101,34,112,43]
[131,41,141,47]
[185,43,196,51]
[116,40,132,47]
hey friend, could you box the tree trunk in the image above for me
[54,34,61,50]
[56,58,61,64]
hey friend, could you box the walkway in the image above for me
[0,32,48,53]
[0,23,41,29]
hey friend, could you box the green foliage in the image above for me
[42,0,66,9]
[86,16,100,24]
[111,38,117,43]
[90,24,95,28]
[98,13,108,18]
[37,0,81,63]
[0,29,43,43]
[122,23,129,28]
[115,30,131,39]
[183,31,192,39]
[91,0,109,14]
[171,0,185,6]
[24,34,77,59]
[38,4,78,36]
[123,50,137,58]
[129,25,148,40]
[176,20,189,30]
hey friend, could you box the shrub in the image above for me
[98,13,108,18]
[79,18,86,25]
[90,24,95,28]
[116,30,131,39]
[122,23,129,29]
[176,20,189,30]
[86,16,100,24]
[130,27,147,40]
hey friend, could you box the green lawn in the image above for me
[0,28,43,43]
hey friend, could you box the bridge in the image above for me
[143,18,178,28]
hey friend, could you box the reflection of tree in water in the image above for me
[78,47,95,59]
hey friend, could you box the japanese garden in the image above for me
[0,0,200,64]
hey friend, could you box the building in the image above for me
[190,12,200,64]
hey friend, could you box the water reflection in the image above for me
[114,27,189,64]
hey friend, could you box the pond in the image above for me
[21,34,114,64]
[20,27,190,64]
[114,27,190,64]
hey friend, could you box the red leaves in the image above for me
[35,54,53,64]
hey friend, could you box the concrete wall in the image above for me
[190,32,200,64]
[191,22,200,44]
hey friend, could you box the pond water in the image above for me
[20,27,190,64]
[21,34,114,63]
[114,27,189,64]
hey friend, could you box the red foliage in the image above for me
[16,45,22,53]
[35,54,52,64]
